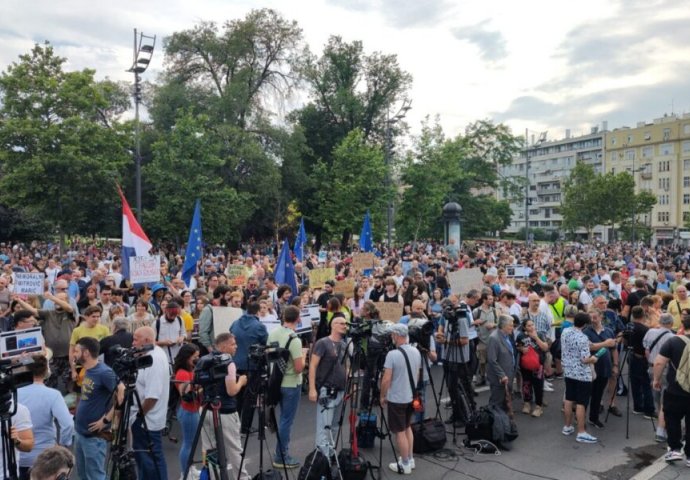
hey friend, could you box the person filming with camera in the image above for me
[199,333,250,480]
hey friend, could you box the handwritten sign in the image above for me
[376,302,403,323]
[226,265,247,287]
[14,273,45,295]
[353,253,376,271]
[448,268,484,296]
[211,306,243,336]
[334,278,356,298]
[129,255,160,285]
[309,268,336,289]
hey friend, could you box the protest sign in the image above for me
[376,302,403,323]
[309,268,335,289]
[129,255,160,285]
[14,273,45,295]
[318,251,327,263]
[448,268,484,296]
[334,278,356,298]
[352,253,376,271]
[226,265,247,287]
[211,306,243,335]
[505,265,529,278]
[301,304,320,324]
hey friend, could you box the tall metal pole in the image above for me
[525,128,530,244]
[133,28,143,223]
[385,121,393,249]
[631,150,636,244]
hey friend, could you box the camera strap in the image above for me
[399,347,422,394]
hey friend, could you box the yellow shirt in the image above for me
[181,310,194,334]
[667,298,690,330]
[70,323,110,345]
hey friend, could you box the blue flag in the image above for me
[182,199,202,288]
[359,211,373,252]
[293,218,307,261]
[275,238,298,300]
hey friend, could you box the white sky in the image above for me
[1,0,689,141]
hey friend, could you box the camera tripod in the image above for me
[604,345,655,439]
[182,392,231,480]
[341,333,398,479]
[108,375,163,480]
[0,393,19,480]
[237,368,290,480]
[436,316,476,445]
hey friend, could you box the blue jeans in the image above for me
[74,432,107,480]
[316,388,344,456]
[132,416,168,480]
[629,355,654,414]
[178,406,200,473]
[275,386,301,461]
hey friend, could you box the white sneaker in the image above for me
[544,381,553,388]
[544,384,554,392]
[398,457,415,470]
[562,425,575,436]
[389,461,412,475]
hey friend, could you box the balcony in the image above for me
[640,170,652,179]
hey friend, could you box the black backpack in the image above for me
[266,336,296,407]
[298,449,332,480]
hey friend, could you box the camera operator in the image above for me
[199,333,250,480]
[358,301,390,410]
[230,301,268,435]
[308,313,348,456]
[401,302,437,423]
[627,306,656,417]
[28,446,73,480]
[73,337,120,480]
[435,295,474,427]
[129,326,170,480]
[267,305,304,469]
[380,324,421,475]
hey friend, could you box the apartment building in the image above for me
[605,113,690,245]
[498,129,606,239]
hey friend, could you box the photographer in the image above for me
[267,305,304,470]
[359,301,391,410]
[230,301,268,435]
[380,324,421,475]
[73,337,119,480]
[308,313,348,456]
[29,446,74,480]
[129,326,170,480]
[435,295,474,427]
[199,333,250,480]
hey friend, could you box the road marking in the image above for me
[629,455,670,480]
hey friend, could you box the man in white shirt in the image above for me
[130,326,170,480]
[154,301,187,364]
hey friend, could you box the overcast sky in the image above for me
[2,0,689,141]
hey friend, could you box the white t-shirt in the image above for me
[1,403,32,480]
[130,346,170,431]
[155,316,187,363]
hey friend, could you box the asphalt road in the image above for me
[157,365,667,480]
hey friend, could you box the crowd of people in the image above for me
[0,238,689,479]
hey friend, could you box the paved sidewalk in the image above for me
[632,454,690,480]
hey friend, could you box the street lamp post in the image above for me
[128,28,156,223]
[384,100,411,249]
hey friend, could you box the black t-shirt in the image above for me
[369,287,384,303]
[626,291,647,312]
[100,329,134,367]
[629,321,648,355]
[659,335,690,397]
[313,336,347,390]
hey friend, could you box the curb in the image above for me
[630,454,669,480]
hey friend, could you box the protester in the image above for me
[173,344,200,473]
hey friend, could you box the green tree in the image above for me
[0,42,132,244]
[561,162,602,239]
[315,129,390,247]
[145,112,251,243]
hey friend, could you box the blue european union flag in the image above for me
[182,199,202,288]
[293,218,307,262]
[359,211,373,252]
[275,238,298,300]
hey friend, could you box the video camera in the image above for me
[194,351,232,387]
[619,322,635,344]
[442,302,470,329]
[248,342,288,366]
[110,345,153,381]
[348,320,374,339]
[0,359,33,416]
[408,320,435,351]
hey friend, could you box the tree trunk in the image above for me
[340,229,351,253]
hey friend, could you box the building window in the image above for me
[644,132,652,141]
[626,149,635,161]
[684,212,690,222]
[658,212,670,222]
[684,141,690,153]
[685,124,690,135]
[685,176,690,188]
[642,146,653,158]
[659,177,670,190]
[658,160,670,172]
[684,194,690,205]
[663,128,671,140]
[685,159,690,170]
[660,143,674,155]
[611,137,616,145]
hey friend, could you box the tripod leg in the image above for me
[183,405,210,480]
[130,390,167,480]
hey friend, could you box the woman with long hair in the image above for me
[173,344,200,473]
